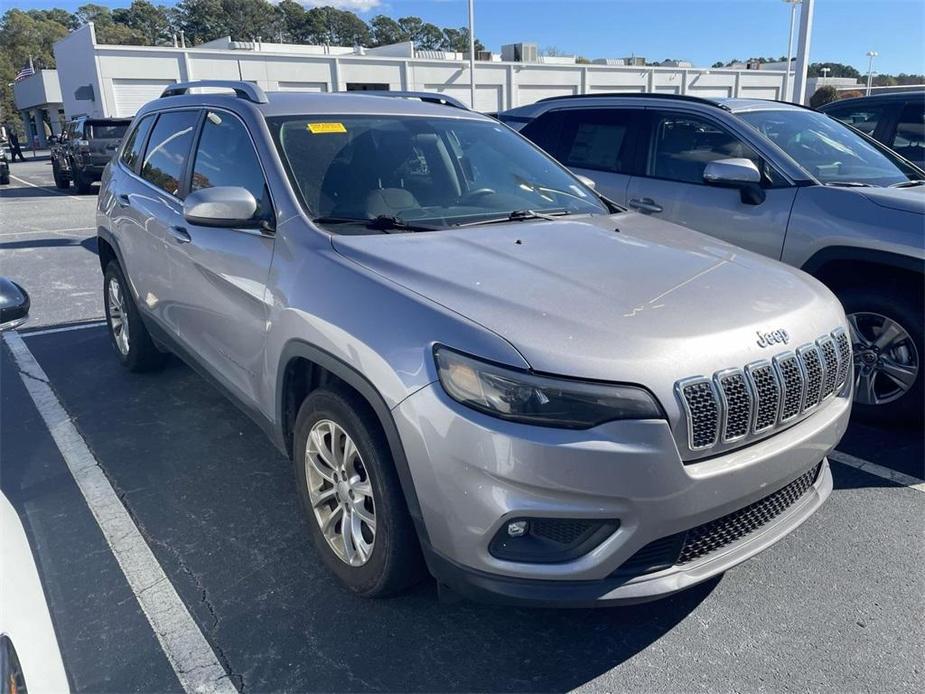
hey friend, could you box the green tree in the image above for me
[808,62,861,79]
[305,6,369,46]
[113,1,172,46]
[809,84,838,108]
[275,0,307,42]
[174,0,226,45]
[369,14,402,46]
[440,26,484,53]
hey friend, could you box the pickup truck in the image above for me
[52,116,131,193]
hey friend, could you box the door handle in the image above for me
[168,225,191,244]
[116,193,129,206]
[628,197,663,214]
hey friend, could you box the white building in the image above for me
[11,70,65,147]
[51,23,787,120]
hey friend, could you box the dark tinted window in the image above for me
[120,115,155,172]
[88,122,129,139]
[649,113,764,184]
[141,110,199,196]
[191,111,267,215]
[890,102,924,164]
[557,109,635,174]
[824,104,886,135]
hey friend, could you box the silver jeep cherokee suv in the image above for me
[97,81,852,606]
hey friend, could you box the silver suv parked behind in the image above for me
[97,82,851,606]
[501,94,924,423]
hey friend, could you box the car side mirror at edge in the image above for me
[703,158,767,206]
[0,277,30,331]
[183,186,262,229]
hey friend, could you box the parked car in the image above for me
[502,94,924,423]
[97,81,851,606]
[52,116,131,193]
[819,91,925,168]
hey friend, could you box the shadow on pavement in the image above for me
[0,236,98,254]
[18,327,717,692]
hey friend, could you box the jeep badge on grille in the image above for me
[756,329,790,348]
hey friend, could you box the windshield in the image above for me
[739,109,920,187]
[269,114,608,231]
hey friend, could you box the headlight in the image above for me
[434,345,663,428]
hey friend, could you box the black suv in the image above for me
[52,116,131,193]
[819,91,925,167]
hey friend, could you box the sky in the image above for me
[12,0,925,75]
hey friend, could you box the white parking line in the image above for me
[9,174,92,202]
[2,227,95,237]
[3,331,237,694]
[20,321,107,337]
[829,450,925,492]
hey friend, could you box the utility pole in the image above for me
[791,0,814,105]
[782,0,801,102]
[866,50,878,95]
[468,0,476,109]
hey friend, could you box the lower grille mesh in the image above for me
[616,464,821,577]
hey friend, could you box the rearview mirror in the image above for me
[703,158,766,205]
[183,186,259,228]
[575,174,597,190]
[0,277,30,331]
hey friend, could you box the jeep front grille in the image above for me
[676,329,850,455]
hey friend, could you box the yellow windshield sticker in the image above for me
[307,122,347,134]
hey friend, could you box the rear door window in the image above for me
[556,108,637,174]
[88,122,129,139]
[120,115,155,172]
[824,104,886,136]
[140,110,200,197]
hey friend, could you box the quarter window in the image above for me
[890,103,924,164]
[120,115,155,172]
[649,114,764,185]
[141,110,199,197]
[190,111,268,215]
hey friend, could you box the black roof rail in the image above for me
[160,80,268,104]
[353,90,469,110]
[537,92,731,110]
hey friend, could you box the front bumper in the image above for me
[393,383,849,606]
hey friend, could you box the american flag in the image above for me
[14,63,34,82]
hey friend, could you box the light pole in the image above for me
[865,50,878,95]
[468,0,476,109]
[820,66,830,84]
[782,0,802,102]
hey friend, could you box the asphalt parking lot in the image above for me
[2,157,923,693]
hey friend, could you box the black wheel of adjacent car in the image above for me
[838,284,923,424]
[293,387,423,597]
[0,173,9,185]
[52,161,70,189]
[103,261,166,372]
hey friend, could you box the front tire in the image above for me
[293,388,423,597]
[103,262,165,372]
[839,284,923,425]
[74,165,93,194]
[52,161,70,189]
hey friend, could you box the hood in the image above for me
[857,185,925,215]
[332,213,846,389]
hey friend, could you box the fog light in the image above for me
[507,520,529,537]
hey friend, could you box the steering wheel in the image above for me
[460,188,496,203]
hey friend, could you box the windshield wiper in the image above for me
[452,209,571,228]
[312,214,441,233]
[890,179,925,188]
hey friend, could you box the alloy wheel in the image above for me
[107,276,130,356]
[305,419,376,566]
[847,312,919,406]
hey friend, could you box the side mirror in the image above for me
[575,174,597,190]
[183,187,259,228]
[703,158,766,205]
[0,277,30,331]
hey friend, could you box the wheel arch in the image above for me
[276,340,429,544]
[801,246,924,295]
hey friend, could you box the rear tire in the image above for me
[52,161,69,189]
[0,173,8,185]
[103,261,166,372]
[838,284,923,425]
[293,387,424,597]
